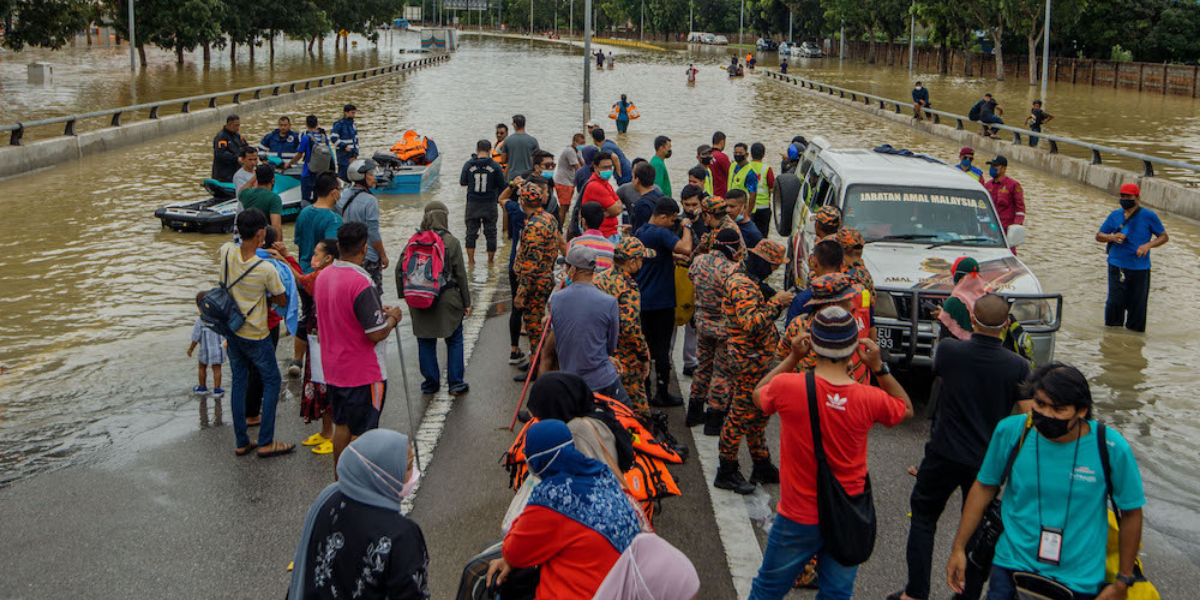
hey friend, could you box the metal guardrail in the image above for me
[765,70,1200,178]
[3,55,449,146]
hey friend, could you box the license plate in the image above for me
[876,327,897,350]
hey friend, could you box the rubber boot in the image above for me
[750,459,780,485]
[684,398,706,427]
[703,409,726,436]
[714,459,756,495]
[649,380,683,407]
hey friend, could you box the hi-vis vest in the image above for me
[729,161,755,195]
[700,165,714,195]
[750,160,771,210]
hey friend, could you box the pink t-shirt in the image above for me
[759,373,907,524]
[314,260,388,388]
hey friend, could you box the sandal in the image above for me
[257,441,296,458]
[235,443,258,456]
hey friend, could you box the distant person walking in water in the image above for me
[780,58,788,74]
[912,81,931,121]
[1025,100,1054,148]
[687,63,699,81]
[1097,183,1169,333]
[612,94,636,134]
[596,50,605,67]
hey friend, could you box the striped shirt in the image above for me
[568,230,615,271]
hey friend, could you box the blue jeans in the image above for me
[594,378,631,407]
[300,172,315,206]
[986,566,1098,600]
[226,334,280,449]
[417,324,465,392]
[749,514,858,600]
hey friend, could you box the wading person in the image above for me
[288,429,430,600]
[687,228,742,430]
[513,181,560,381]
[636,198,694,408]
[399,201,471,397]
[502,114,539,182]
[750,306,912,599]
[612,94,634,134]
[232,146,259,194]
[284,115,333,205]
[714,240,794,495]
[912,81,931,121]
[337,159,387,292]
[891,294,1032,600]
[946,364,1146,600]
[331,104,359,182]
[983,156,1025,235]
[1096,183,1168,333]
[595,238,657,417]
[460,139,505,265]
[315,222,404,471]
[651,135,673,196]
[213,114,248,183]
[749,143,776,237]
[729,143,760,211]
[218,209,291,457]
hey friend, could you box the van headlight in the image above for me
[875,293,899,319]
[1010,298,1054,326]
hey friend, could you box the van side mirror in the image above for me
[1006,224,1027,247]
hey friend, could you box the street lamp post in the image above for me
[570,0,573,39]
[739,0,744,46]
[908,0,915,71]
[1041,0,1051,103]
[530,0,534,39]
[583,0,592,128]
[127,0,136,70]
[640,1,644,43]
[788,13,792,43]
[839,23,844,68]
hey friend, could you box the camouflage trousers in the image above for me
[619,360,650,419]
[523,288,552,359]
[692,333,732,412]
[718,352,774,463]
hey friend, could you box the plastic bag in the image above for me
[745,487,776,534]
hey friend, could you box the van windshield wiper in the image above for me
[926,237,992,249]
[873,233,939,242]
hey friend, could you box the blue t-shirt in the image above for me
[504,200,526,266]
[635,224,681,311]
[785,288,815,325]
[737,218,763,249]
[977,416,1146,594]
[296,130,330,178]
[549,283,620,390]
[294,206,343,273]
[601,140,633,185]
[631,190,663,236]
[1099,207,1165,271]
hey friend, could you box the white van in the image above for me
[773,140,1062,367]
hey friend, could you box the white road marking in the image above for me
[693,425,764,600]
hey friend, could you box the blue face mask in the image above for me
[960,158,972,168]
[541,170,554,179]
[599,169,614,180]
[576,145,587,152]
[988,166,1000,179]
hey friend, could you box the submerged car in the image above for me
[773,140,1062,368]
[713,35,729,46]
[797,41,823,58]
[756,38,778,51]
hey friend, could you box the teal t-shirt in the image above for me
[239,188,283,218]
[978,416,1146,593]
[293,206,343,274]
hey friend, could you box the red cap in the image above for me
[959,147,975,158]
[1120,183,1140,197]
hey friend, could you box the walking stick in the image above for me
[393,327,422,471]
[508,314,552,431]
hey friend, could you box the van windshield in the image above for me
[843,185,1006,247]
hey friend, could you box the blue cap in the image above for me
[787,145,800,161]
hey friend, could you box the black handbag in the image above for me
[965,416,1033,569]
[806,372,876,566]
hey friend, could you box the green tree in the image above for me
[916,0,975,75]
[145,0,225,64]
[967,0,1004,80]
[1005,0,1084,86]
[1,0,92,50]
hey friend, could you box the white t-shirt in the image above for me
[232,168,255,193]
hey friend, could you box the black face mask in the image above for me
[744,253,774,282]
[1119,198,1137,210]
[700,156,713,165]
[735,154,747,163]
[1032,410,1076,439]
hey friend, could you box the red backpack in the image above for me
[399,230,447,309]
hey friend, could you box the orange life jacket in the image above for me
[491,139,508,171]
[389,130,428,161]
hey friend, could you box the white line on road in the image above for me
[693,424,763,600]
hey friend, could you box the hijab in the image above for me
[938,257,987,340]
[524,420,642,553]
[419,200,450,232]
[591,534,700,600]
[527,373,636,472]
[289,430,412,599]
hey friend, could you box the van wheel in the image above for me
[773,174,801,237]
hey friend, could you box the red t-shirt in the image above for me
[759,374,907,525]
[710,150,731,197]
[503,506,622,600]
[581,173,621,237]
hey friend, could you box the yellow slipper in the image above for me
[312,441,334,455]
[302,433,329,446]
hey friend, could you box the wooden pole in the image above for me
[1163,64,1169,95]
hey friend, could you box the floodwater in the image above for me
[0,35,1196,553]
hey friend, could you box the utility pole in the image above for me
[689,2,693,34]
[908,0,915,71]
[127,0,136,70]
[788,12,792,43]
[739,0,744,46]
[583,0,593,128]
[640,1,644,43]
[530,0,534,38]
[570,0,573,39]
[839,23,844,68]
[1041,0,1051,103]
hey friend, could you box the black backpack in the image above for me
[200,249,264,339]
[968,101,984,122]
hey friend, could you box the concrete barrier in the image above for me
[0,55,450,181]
[764,71,1200,222]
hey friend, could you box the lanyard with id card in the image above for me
[1035,433,1081,566]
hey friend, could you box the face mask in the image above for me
[700,156,712,165]
[1032,409,1076,439]
[988,166,1000,179]
[576,144,586,152]
[1119,198,1136,210]
[960,158,972,168]
[541,170,554,179]
[400,465,421,498]
[527,440,572,478]
[683,210,697,219]
[664,150,673,159]
[735,154,747,163]
[599,169,614,180]
[915,86,922,90]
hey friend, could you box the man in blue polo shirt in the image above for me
[284,115,334,205]
[636,197,693,406]
[1096,183,1169,333]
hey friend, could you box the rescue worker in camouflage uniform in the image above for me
[686,228,742,432]
[778,272,871,382]
[695,196,746,262]
[513,181,559,380]
[807,206,842,280]
[714,240,795,495]
[595,237,657,418]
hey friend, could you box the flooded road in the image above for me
[0,35,1196,552]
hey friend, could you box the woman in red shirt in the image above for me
[489,420,643,599]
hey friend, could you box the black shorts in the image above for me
[328,381,387,436]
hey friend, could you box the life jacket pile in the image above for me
[503,394,683,523]
[389,130,430,164]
